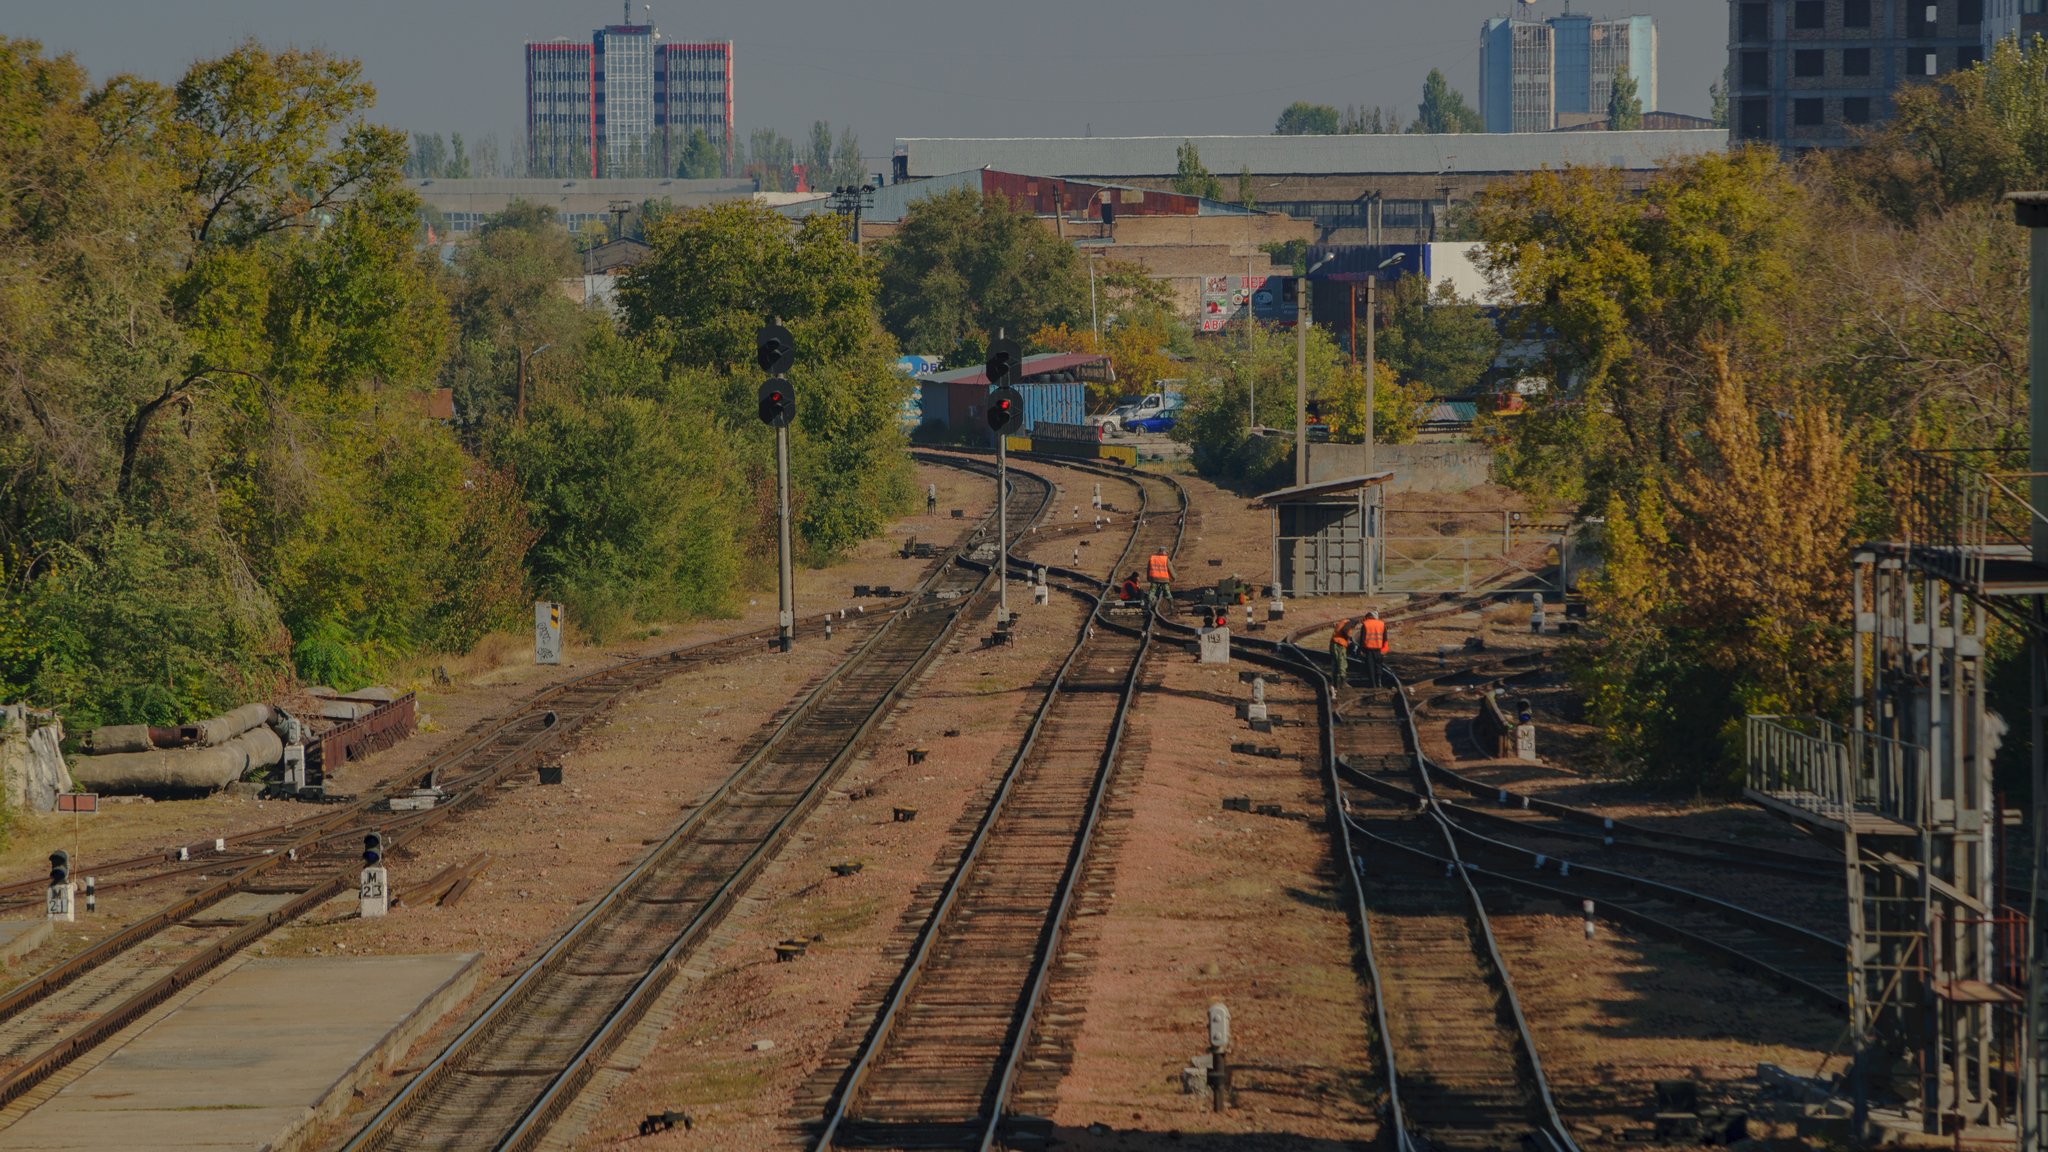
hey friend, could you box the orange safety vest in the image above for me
[1148,553,1172,581]
[1330,618,1357,645]
[1120,579,1140,601]
[1360,618,1388,651]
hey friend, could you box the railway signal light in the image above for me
[363,832,385,867]
[755,323,795,375]
[986,386,1022,434]
[758,379,797,428]
[48,850,69,885]
[984,337,1022,388]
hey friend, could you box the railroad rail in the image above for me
[0,474,1033,1130]
[334,463,1054,1152]
[804,463,1185,1151]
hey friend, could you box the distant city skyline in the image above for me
[10,0,1726,174]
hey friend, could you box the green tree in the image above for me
[447,131,471,177]
[678,128,722,178]
[1171,320,1350,489]
[169,38,407,247]
[1410,68,1485,134]
[1173,140,1224,201]
[1607,68,1643,130]
[1275,101,1339,135]
[1472,148,1800,507]
[1238,163,1255,210]
[1341,105,1400,134]
[747,127,795,191]
[1376,274,1501,395]
[870,185,1086,357]
[809,119,833,186]
[441,201,590,423]
[1710,68,1730,130]
[831,125,864,189]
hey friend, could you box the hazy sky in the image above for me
[11,1,1724,165]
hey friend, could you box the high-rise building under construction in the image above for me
[1479,12,1657,133]
[525,16,732,178]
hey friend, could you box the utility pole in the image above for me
[1296,277,1309,487]
[1363,275,1375,476]
[1296,254,1334,487]
[1089,252,1100,343]
[1365,251,1407,476]
[517,343,553,425]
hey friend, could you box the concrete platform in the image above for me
[0,951,478,1151]
[0,919,51,965]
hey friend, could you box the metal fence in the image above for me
[1744,713,1921,826]
[1375,513,1570,595]
[1904,449,2043,592]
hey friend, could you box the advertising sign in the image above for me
[1200,275,1296,331]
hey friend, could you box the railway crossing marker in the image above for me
[534,601,563,665]
[1206,1001,1233,1110]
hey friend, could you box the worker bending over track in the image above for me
[1119,571,1142,601]
[1328,616,1360,685]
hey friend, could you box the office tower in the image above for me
[525,20,732,178]
[1480,12,1658,132]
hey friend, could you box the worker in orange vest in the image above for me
[1328,616,1360,685]
[1146,549,1174,607]
[1359,611,1389,687]
[1119,571,1142,601]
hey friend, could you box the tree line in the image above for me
[0,37,914,741]
[405,118,866,188]
[1469,35,2048,793]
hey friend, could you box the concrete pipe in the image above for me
[84,725,204,754]
[195,703,274,747]
[71,725,286,793]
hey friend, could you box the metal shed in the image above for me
[1256,472,1393,597]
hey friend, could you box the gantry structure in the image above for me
[1745,193,2048,1147]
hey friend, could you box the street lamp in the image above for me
[1361,251,1406,475]
[517,343,553,424]
[1295,252,1335,487]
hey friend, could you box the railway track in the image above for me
[802,463,1185,1151]
[334,464,1054,1152]
[0,609,912,1111]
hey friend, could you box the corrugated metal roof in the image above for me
[899,131,1727,179]
[1256,472,1397,506]
[919,352,1108,385]
[776,169,1252,224]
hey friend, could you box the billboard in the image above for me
[1199,275,1298,331]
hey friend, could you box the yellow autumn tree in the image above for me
[1574,349,1855,784]
[1319,360,1434,445]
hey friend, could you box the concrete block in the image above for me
[1,952,478,1152]
[0,919,52,965]
[1198,627,1230,664]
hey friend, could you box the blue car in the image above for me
[1125,411,1178,433]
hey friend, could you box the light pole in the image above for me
[517,343,553,425]
[1088,251,1102,343]
[1364,251,1405,476]
[1295,253,1334,487]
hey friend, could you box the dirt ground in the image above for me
[1036,654,1379,1151]
[559,454,1156,1150]
[2,453,1868,1151]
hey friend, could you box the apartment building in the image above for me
[1730,0,1985,148]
